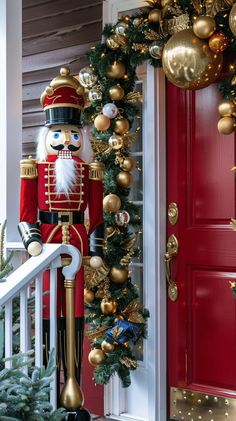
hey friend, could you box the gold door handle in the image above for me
[164,234,179,302]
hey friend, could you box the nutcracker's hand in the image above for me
[27,241,43,256]
[18,222,42,255]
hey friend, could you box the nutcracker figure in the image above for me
[18,67,104,416]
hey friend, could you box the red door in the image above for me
[167,82,236,420]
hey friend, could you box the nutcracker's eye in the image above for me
[53,132,60,139]
[72,133,79,141]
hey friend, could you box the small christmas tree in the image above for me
[0,349,65,421]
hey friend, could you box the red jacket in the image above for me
[20,155,104,317]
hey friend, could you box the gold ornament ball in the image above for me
[110,267,129,284]
[229,3,236,37]
[90,256,103,269]
[148,9,162,23]
[217,117,235,135]
[94,114,111,131]
[107,61,126,79]
[218,100,236,117]
[162,29,223,90]
[114,117,130,134]
[208,32,229,53]
[108,134,124,150]
[106,35,120,50]
[84,289,95,304]
[103,194,121,212]
[109,85,125,101]
[122,157,135,171]
[123,15,131,22]
[116,171,133,188]
[100,299,118,315]
[101,340,115,353]
[193,15,216,39]
[88,349,105,366]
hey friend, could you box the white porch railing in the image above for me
[0,243,82,409]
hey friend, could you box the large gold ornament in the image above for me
[109,85,125,101]
[122,157,135,172]
[114,117,130,134]
[229,3,236,37]
[101,340,115,353]
[106,61,126,79]
[148,9,162,23]
[110,267,129,284]
[193,15,216,39]
[217,116,235,134]
[208,31,229,52]
[218,100,236,117]
[116,171,133,188]
[88,349,105,366]
[100,299,118,315]
[162,29,223,90]
[103,194,121,212]
[94,114,111,131]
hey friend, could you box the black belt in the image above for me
[39,211,84,225]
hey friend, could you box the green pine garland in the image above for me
[81,0,236,387]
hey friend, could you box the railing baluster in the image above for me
[0,244,80,408]
[5,301,12,369]
[20,288,29,374]
[35,273,43,368]
[50,265,58,409]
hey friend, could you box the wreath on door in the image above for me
[81,0,236,387]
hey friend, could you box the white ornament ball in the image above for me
[102,103,118,119]
[90,256,103,269]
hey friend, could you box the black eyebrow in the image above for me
[71,130,79,133]
[52,129,61,132]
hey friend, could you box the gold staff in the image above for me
[60,277,84,410]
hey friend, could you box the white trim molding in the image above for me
[0,0,22,241]
[103,1,167,420]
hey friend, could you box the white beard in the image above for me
[54,158,77,195]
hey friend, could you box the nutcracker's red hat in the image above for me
[40,67,85,127]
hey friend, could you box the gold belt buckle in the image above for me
[58,211,73,225]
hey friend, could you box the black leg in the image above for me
[66,408,91,420]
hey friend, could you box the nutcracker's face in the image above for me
[45,124,83,158]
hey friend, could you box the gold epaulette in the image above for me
[89,161,105,181]
[20,156,38,179]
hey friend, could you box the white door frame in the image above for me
[0,0,22,242]
[103,2,167,421]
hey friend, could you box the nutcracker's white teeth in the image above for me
[58,149,72,159]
